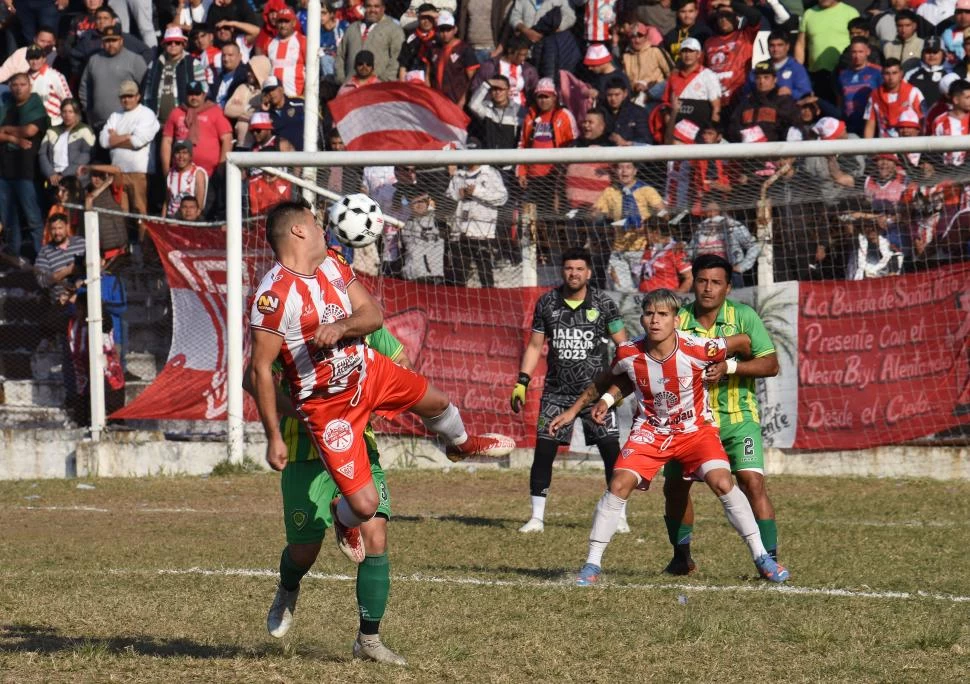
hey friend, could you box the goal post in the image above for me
[223,136,970,462]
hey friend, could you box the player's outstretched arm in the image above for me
[250,329,288,471]
[511,331,545,413]
[590,374,635,424]
[313,279,384,347]
[547,370,623,434]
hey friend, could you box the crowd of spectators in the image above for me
[2,0,970,297]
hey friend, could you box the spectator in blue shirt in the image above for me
[837,36,882,135]
[745,30,811,100]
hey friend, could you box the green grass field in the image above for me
[2,468,969,683]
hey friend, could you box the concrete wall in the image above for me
[1,429,968,480]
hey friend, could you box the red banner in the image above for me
[794,263,970,449]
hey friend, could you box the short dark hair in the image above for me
[561,246,592,267]
[179,195,199,205]
[265,198,312,251]
[766,30,789,44]
[48,213,69,225]
[950,79,970,98]
[895,9,917,23]
[847,17,869,32]
[585,106,608,121]
[489,74,510,86]
[675,0,697,9]
[506,34,531,52]
[36,25,56,37]
[691,253,733,280]
[605,76,628,92]
[883,58,902,70]
[850,36,870,46]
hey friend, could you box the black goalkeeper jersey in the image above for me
[531,286,624,400]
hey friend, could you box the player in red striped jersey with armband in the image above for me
[249,199,515,568]
[548,288,790,586]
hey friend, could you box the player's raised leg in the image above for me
[661,460,697,575]
[408,382,516,461]
[698,462,789,583]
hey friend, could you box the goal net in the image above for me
[113,138,970,461]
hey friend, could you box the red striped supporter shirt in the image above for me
[250,252,365,401]
[611,332,726,434]
[268,33,307,97]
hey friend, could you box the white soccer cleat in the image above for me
[446,433,516,462]
[353,634,408,666]
[615,515,631,534]
[266,583,300,638]
[518,517,545,533]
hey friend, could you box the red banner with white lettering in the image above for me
[794,262,970,449]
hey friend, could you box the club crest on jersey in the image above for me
[323,419,354,452]
[330,277,347,294]
[628,430,655,444]
[586,308,600,322]
[721,324,736,336]
[336,460,355,479]
[705,340,720,358]
[621,448,634,459]
[256,292,279,315]
[323,302,347,322]
[292,510,308,529]
[654,390,678,411]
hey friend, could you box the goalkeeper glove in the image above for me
[510,372,530,413]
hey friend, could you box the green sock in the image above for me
[664,516,693,548]
[357,553,390,632]
[757,519,778,558]
[279,547,310,591]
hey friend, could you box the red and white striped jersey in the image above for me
[29,65,72,126]
[250,253,365,402]
[932,110,970,167]
[196,46,222,86]
[165,163,208,216]
[268,33,307,97]
[584,0,617,42]
[611,332,726,434]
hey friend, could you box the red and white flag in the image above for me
[329,81,469,151]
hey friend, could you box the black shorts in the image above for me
[536,394,619,446]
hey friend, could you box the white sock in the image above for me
[620,500,628,522]
[585,491,626,567]
[718,486,767,560]
[335,496,371,528]
[530,495,547,521]
[421,403,468,445]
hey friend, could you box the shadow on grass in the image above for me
[433,564,571,580]
[395,514,587,529]
[0,623,343,662]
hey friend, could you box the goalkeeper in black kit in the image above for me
[510,247,629,533]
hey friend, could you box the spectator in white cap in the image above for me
[580,43,629,104]
[509,0,580,79]
[336,0,406,83]
[248,110,293,153]
[399,0,456,33]
[260,74,306,149]
[663,36,722,143]
[141,26,206,122]
[98,78,158,223]
[805,116,865,206]
[429,10,479,106]
[164,139,209,218]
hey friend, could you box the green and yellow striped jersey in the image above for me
[678,299,775,426]
[274,326,405,463]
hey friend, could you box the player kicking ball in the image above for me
[548,289,790,586]
[250,199,514,570]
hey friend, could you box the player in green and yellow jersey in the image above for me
[247,326,408,666]
[662,254,781,576]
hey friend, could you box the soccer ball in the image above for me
[329,193,385,248]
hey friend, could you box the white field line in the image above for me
[13,506,969,528]
[136,566,970,604]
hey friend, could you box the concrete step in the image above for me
[0,404,73,428]
[1,378,63,408]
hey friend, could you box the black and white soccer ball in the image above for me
[329,193,385,248]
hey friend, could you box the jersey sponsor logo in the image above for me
[325,353,362,384]
[330,277,347,293]
[628,430,655,444]
[256,292,280,314]
[586,308,600,322]
[551,327,595,360]
[336,460,355,479]
[705,340,720,358]
[658,376,671,386]
[323,418,354,452]
[654,390,679,411]
[323,302,347,322]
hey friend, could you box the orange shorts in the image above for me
[617,426,728,486]
[297,350,429,496]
